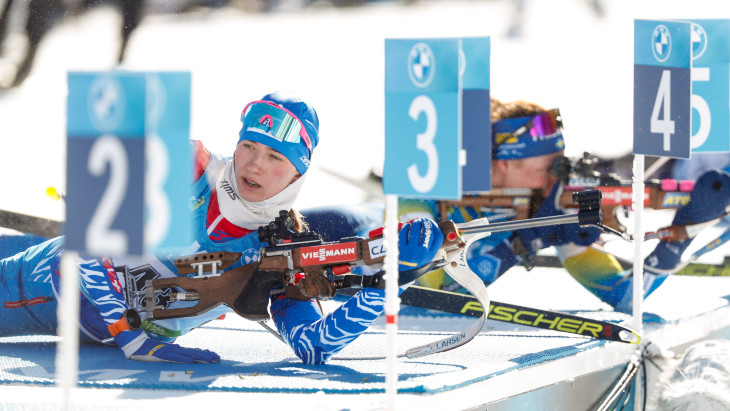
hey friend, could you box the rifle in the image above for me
[438,153,695,237]
[139,191,605,323]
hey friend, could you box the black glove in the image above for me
[513,183,601,255]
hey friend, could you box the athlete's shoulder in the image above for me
[192,140,211,181]
[192,140,228,185]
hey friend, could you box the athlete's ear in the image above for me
[494,159,510,175]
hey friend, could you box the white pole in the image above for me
[384,194,400,410]
[632,154,645,411]
[631,154,645,334]
[57,251,80,410]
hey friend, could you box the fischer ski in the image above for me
[337,285,640,344]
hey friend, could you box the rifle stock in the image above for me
[144,221,464,322]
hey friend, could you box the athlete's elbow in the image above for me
[293,346,331,365]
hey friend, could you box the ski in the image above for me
[676,257,730,276]
[336,285,640,344]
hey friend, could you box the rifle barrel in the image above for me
[456,213,582,235]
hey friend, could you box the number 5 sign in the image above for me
[686,19,730,152]
[66,71,192,256]
[633,20,692,158]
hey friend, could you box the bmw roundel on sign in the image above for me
[633,20,691,159]
[146,73,168,127]
[691,23,707,59]
[88,75,125,133]
[408,43,435,88]
[652,25,672,62]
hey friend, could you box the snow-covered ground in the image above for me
[1,0,728,221]
[2,2,730,408]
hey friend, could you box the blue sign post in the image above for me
[67,72,147,256]
[66,71,192,257]
[384,37,491,198]
[384,38,461,199]
[687,19,730,152]
[461,37,491,193]
[144,72,193,255]
[382,37,489,402]
[633,20,692,158]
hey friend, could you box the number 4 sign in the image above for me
[633,20,692,158]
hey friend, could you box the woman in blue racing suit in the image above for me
[0,92,443,365]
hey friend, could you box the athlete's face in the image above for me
[500,151,564,197]
[233,140,300,202]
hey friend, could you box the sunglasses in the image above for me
[495,108,563,144]
[240,100,313,152]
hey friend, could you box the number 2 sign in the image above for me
[66,71,191,256]
[633,20,692,158]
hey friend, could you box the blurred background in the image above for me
[0,0,726,222]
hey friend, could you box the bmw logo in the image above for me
[691,23,707,60]
[88,75,125,133]
[652,25,672,63]
[408,42,435,88]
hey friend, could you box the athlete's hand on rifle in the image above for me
[115,330,220,364]
[398,217,444,271]
[513,182,601,255]
[647,169,730,272]
[672,169,730,226]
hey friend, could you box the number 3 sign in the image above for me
[384,37,490,199]
[66,71,192,256]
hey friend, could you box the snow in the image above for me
[1,1,730,408]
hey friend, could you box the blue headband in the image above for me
[493,109,565,160]
[238,93,319,175]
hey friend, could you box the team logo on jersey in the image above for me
[691,23,708,60]
[300,243,358,265]
[408,42,435,88]
[652,25,672,63]
[191,195,205,210]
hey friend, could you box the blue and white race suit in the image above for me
[0,145,388,364]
